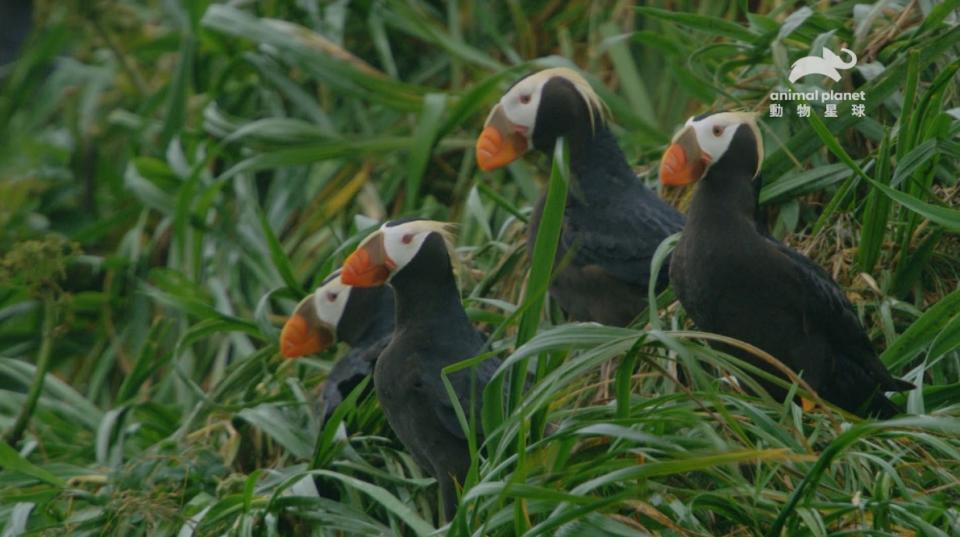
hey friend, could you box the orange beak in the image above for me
[341,232,397,287]
[279,297,334,358]
[476,104,529,171]
[660,126,708,186]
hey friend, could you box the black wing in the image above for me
[561,185,684,289]
[421,334,499,441]
[753,173,771,236]
[770,238,912,392]
[318,337,387,421]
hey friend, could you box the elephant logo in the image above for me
[788,47,857,83]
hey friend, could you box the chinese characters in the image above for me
[768,102,867,118]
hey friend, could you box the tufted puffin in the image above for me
[340,218,499,520]
[475,68,685,327]
[660,111,913,418]
[280,269,395,424]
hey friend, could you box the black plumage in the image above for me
[347,228,498,520]
[666,119,913,417]
[316,285,394,424]
[532,122,685,326]
[481,70,685,326]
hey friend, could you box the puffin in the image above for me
[340,218,499,520]
[475,67,685,326]
[280,269,395,424]
[660,111,913,418]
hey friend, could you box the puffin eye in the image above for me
[519,94,531,104]
[712,125,724,137]
[326,292,337,302]
[401,233,414,245]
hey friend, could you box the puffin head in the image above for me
[279,271,351,359]
[340,218,456,288]
[659,111,763,186]
[279,270,395,359]
[475,67,607,171]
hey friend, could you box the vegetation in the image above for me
[1,1,959,535]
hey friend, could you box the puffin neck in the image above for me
[688,168,758,230]
[340,298,395,347]
[687,121,762,228]
[569,125,636,191]
[533,79,620,186]
[388,241,472,334]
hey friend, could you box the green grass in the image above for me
[1,1,960,535]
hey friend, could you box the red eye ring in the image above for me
[326,292,337,302]
[519,94,531,104]
[401,233,414,244]
[712,125,724,136]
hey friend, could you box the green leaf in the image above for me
[217,138,411,181]
[600,23,655,125]
[405,93,448,211]
[116,320,171,404]
[760,163,852,204]
[928,312,960,363]
[124,160,176,214]
[636,7,758,43]
[202,5,427,111]
[890,139,938,187]
[890,229,941,296]
[857,129,892,273]
[647,233,680,329]
[256,205,304,296]
[918,0,960,34]
[160,35,194,146]
[764,24,960,180]
[805,106,960,232]
[776,7,813,42]
[768,416,960,536]
[237,404,313,459]
[864,176,960,231]
[0,442,65,487]
[511,138,570,406]
[309,469,436,536]
[881,288,960,369]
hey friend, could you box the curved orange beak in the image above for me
[280,296,334,358]
[476,104,529,171]
[341,232,397,287]
[660,126,708,186]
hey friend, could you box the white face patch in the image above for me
[309,276,352,332]
[685,112,763,177]
[498,76,546,144]
[497,67,607,146]
[379,220,456,278]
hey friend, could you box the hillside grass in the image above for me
[1,1,960,535]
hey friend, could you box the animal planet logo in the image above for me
[788,47,858,83]
[769,47,866,119]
